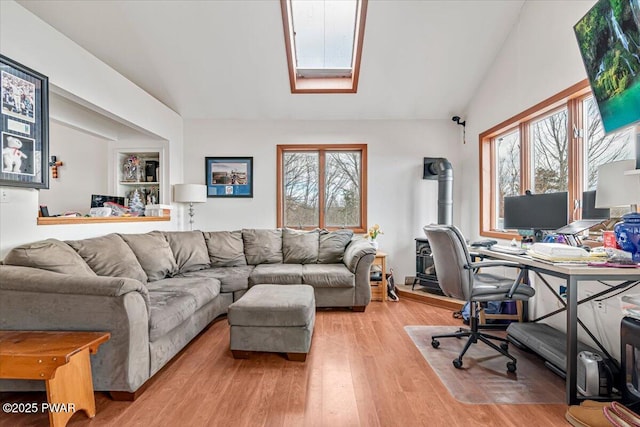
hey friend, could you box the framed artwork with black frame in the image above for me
[1,54,49,189]
[205,157,253,198]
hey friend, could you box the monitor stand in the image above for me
[559,233,582,247]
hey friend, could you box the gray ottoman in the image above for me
[228,284,315,361]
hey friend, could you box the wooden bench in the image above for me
[0,331,110,427]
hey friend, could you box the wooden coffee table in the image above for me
[0,331,110,427]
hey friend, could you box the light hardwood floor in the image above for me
[0,299,568,426]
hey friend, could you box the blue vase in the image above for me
[614,212,640,262]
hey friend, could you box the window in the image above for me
[280,0,368,93]
[582,96,635,190]
[494,130,520,230]
[480,80,636,238]
[531,108,569,193]
[277,144,367,231]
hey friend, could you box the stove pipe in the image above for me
[423,157,453,225]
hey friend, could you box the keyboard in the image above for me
[489,244,527,255]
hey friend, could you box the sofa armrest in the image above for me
[0,265,150,393]
[0,265,149,308]
[343,238,376,273]
[344,238,376,307]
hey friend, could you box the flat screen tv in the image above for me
[574,0,640,134]
[503,192,569,231]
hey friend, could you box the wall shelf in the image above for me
[38,216,170,226]
[119,181,160,185]
[115,150,162,211]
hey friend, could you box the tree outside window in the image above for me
[278,144,367,231]
[479,80,637,238]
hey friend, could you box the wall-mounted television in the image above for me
[574,0,640,134]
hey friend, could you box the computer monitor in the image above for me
[91,194,125,208]
[582,190,610,220]
[503,192,569,231]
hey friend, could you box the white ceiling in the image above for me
[18,0,525,121]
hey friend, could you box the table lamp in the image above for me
[174,184,207,230]
[595,159,640,261]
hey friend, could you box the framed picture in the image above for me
[1,55,49,189]
[205,157,253,198]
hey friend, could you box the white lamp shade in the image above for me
[174,184,207,203]
[595,159,640,208]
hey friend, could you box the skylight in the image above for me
[281,0,368,93]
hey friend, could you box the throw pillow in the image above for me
[118,231,178,281]
[67,234,148,282]
[318,229,354,263]
[164,231,210,273]
[282,228,319,264]
[203,230,247,267]
[4,238,96,276]
[242,229,283,264]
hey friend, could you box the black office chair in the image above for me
[423,225,535,372]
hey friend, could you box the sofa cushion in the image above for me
[164,231,210,273]
[67,234,147,282]
[242,229,283,264]
[180,265,254,293]
[302,264,354,288]
[282,228,319,264]
[119,231,178,281]
[146,277,221,341]
[318,229,353,263]
[228,284,315,327]
[146,277,221,310]
[203,231,246,267]
[4,239,97,276]
[249,264,302,285]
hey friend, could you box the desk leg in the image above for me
[566,276,579,405]
[45,348,96,427]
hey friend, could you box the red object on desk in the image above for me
[603,231,619,249]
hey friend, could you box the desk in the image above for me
[0,331,110,427]
[476,248,640,405]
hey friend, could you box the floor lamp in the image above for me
[174,184,207,230]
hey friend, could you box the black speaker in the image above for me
[145,160,159,183]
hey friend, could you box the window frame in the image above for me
[280,0,368,94]
[277,144,367,232]
[479,80,592,239]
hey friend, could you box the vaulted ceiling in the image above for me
[19,0,525,120]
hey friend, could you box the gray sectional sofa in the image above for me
[0,228,376,398]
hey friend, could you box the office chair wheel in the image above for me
[452,358,463,369]
[431,339,440,349]
[500,342,509,352]
[507,361,517,373]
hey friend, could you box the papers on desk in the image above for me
[489,244,527,255]
[527,243,607,264]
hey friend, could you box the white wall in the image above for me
[38,121,109,215]
[462,0,632,359]
[184,119,462,282]
[0,1,184,257]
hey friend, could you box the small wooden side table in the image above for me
[370,251,387,302]
[0,331,110,427]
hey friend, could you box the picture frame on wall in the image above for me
[205,157,253,198]
[1,54,49,189]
